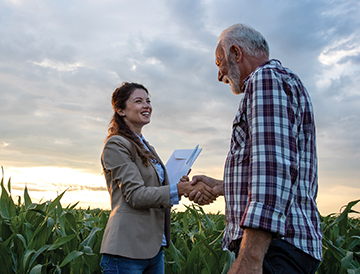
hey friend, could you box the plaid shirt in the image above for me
[223,59,322,261]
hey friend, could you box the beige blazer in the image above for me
[100,135,172,259]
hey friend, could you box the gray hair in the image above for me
[218,23,269,58]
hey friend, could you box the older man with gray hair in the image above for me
[190,24,322,273]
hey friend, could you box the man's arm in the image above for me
[228,228,272,274]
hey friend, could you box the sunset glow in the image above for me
[1,0,359,217]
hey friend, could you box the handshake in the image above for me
[177,175,224,205]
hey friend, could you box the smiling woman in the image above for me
[99,82,217,274]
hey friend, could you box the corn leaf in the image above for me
[0,243,13,273]
[59,250,83,267]
[80,226,102,248]
[46,190,66,215]
[48,234,77,251]
[24,185,32,209]
[27,245,51,270]
[221,251,235,274]
[29,264,43,274]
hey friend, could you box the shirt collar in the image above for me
[242,59,281,88]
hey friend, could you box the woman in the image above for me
[100,82,215,274]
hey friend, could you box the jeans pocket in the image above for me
[100,255,111,271]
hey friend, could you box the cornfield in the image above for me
[1,168,359,274]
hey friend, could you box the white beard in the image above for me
[223,57,242,95]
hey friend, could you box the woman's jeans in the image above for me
[234,238,321,274]
[100,249,164,274]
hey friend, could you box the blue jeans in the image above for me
[234,239,320,274]
[100,249,164,274]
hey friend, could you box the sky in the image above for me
[1,0,360,216]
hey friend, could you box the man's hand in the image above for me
[187,175,224,205]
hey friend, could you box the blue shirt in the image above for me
[135,133,180,246]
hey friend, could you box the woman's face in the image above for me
[119,88,152,135]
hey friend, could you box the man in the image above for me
[190,24,322,273]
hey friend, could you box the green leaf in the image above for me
[7,175,11,194]
[198,248,212,273]
[16,233,27,249]
[347,236,360,251]
[24,185,32,209]
[323,237,360,269]
[59,250,83,267]
[183,209,189,233]
[0,243,14,273]
[46,190,66,215]
[68,201,79,211]
[169,240,186,269]
[0,171,16,219]
[48,234,77,251]
[186,242,201,273]
[341,251,353,269]
[29,264,43,274]
[334,200,360,235]
[80,227,102,248]
[82,216,100,223]
[199,206,216,230]
[23,249,36,270]
[347,268,360,274]
[28,245,51,270]
[83,253,100,271]
[221,251,235,274]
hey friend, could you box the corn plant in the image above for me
[2,166,360,274]
[164,205,234,274]
[0,167,107,274]
[317,199,360,274]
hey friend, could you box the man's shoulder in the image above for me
[252,59,298,81]
[256,59,282,73]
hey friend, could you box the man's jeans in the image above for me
[234,238,320,274]
[100,249,164,274]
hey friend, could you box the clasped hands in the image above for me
[177,175,224,205]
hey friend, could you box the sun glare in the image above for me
[5,166,109,209]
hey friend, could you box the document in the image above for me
[165,145,202,185]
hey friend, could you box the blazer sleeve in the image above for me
[102,136,172,209]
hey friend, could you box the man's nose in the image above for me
[218,70,224,82]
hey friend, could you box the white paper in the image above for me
[165,145,202,185]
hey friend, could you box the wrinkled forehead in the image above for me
[215,43,226,60]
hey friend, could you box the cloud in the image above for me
[1,0,360,214]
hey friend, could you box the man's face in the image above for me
[215,43,242,95]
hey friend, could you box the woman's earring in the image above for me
[117,110,125,117]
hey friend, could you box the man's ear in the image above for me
[230,44,242,63]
